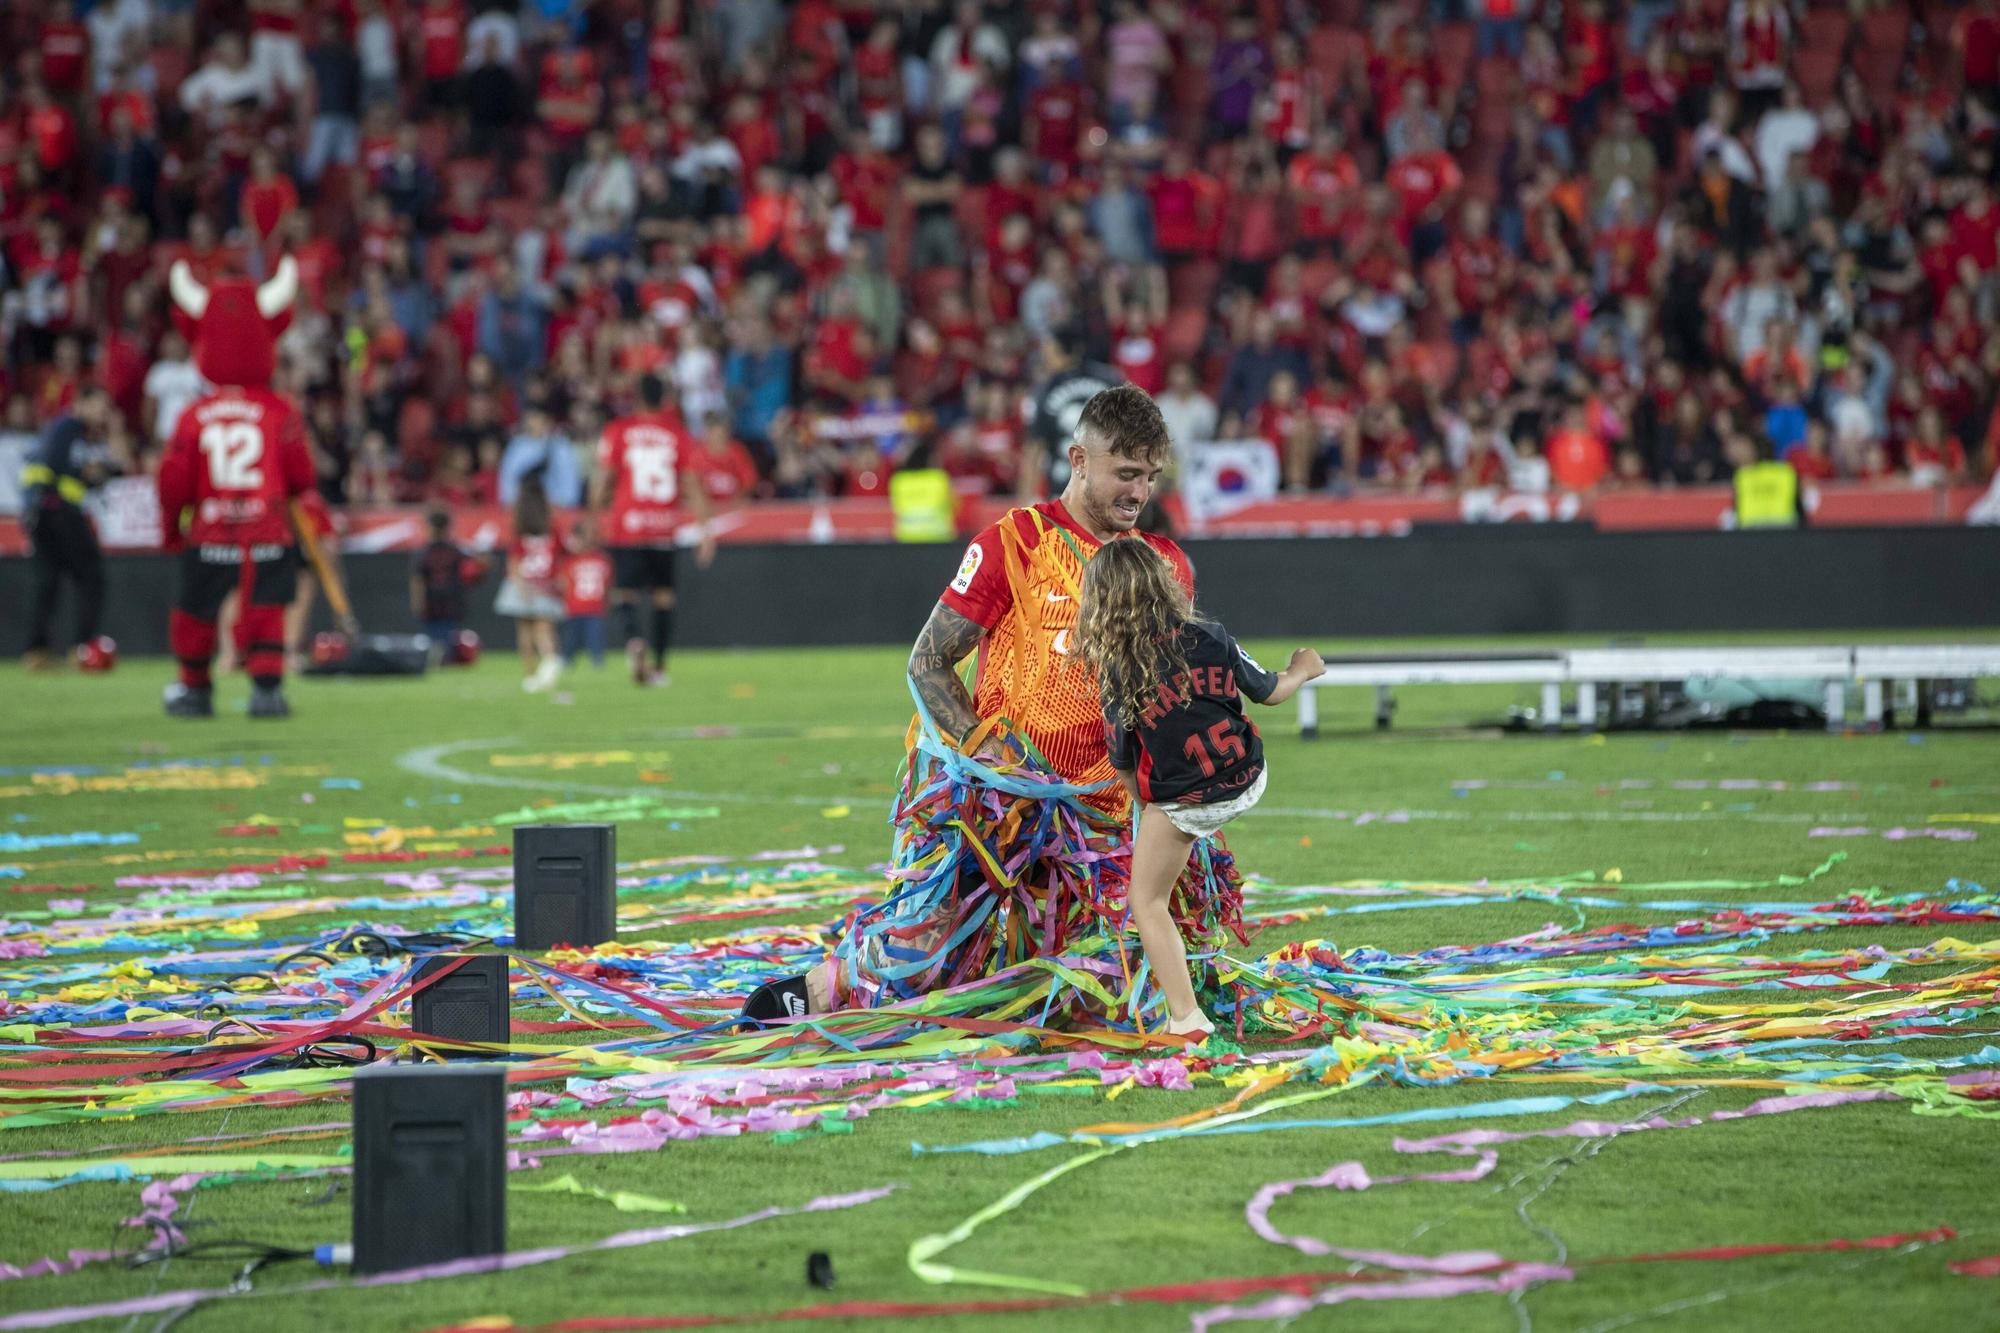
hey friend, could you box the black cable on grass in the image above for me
[281,1036,375,1070]
[200,1017,269,1045]
[269,948,338,972]
[126,1240,314,1272]
[135,1243,315,1333]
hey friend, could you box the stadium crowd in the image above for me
[3,0,2000,511]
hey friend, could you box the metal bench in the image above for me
[1852,644,2000,727]
[1293,643,2000,736]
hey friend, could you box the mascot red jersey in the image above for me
[156,257,316,718]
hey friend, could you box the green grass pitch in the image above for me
[2,637,1997,1332]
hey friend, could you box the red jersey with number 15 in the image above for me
[598,410,692,545]
[157,388,315,548]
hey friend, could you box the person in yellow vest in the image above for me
[741,385,1245,1029]
[1733,437,1804,528]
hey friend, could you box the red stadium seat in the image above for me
[1794,47,1843,107]
[511,157,551,203]
[1858,5,1911,61]
[398,398,438,456]
[1298,257,1341,301]
[1164,307,1210,363]
[1435,23,1476,94]
[912,266,964,320]
[1855,42,1906,104]
[955,184,993,247]
[1324,0,1365,28]
[1472,95,1514,147]
[1474,55,1517,101]
[416,120,453,170]
[443,158,493,199]
[1169,258,1222,309]
[1307,25,1365,96]
[1799,8,1850,54]
[489,197,535,235]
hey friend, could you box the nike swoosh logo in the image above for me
[1045,592,1070,602]
[783,993,806,1018]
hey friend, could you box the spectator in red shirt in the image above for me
[1149,143,1219,269]
[1384,125,1463,264]
[1440,199,1511,343]
[1782,420,1836,482]
[23,80,79,182]
[830,130,896,240]
[1957,0,2000,92]
[1025,72,1087,182]
[1548,402,1612,491]
[697,410,763,507]
[853,18,904,150]
[241,147,300,265]
[416,0,468,102]
[1106,275,1168,395]
[1905,406,1971,485]
[1286,127,1360,257]
[40,0,90,95]
[1255,369,1313,491]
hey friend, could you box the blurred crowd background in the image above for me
[3,0,2000,517]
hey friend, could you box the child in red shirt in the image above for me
[559,514,613,669]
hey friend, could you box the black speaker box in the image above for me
[411,954,511,1050]
[511,823,616,950]
[351,1064,505,1275]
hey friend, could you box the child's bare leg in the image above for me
[805,959,837,1010]
[1130,803,1204,1025]
[515,620,535,673]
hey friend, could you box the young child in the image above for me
[1075,538,1325,1039]
[494,478,565,692]
[559,514,613,669]
[410,503,479,649]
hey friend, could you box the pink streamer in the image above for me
[1245,1154,1501,1266]
[1230,1087,1901,1324]
[1191,1264,1573,1331]
[0,1250,124,1283]
[1391,1088,1899,1158]
[0,1185,896,1331]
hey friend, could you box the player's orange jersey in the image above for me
[939,501,1194,816]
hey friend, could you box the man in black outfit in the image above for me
[1020,328,1123,500]
[21,385,114,670]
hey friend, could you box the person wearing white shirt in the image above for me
[88,0,153,94]
[356,0,399,108]
[1754,83,1819,191]
[1157,362,1219,450]
[674,325,727,429]
[177,33,272,127]
[562,131,639,256]
[464,8,521,69]
[929,1,1010,113]
[142,331,207,446]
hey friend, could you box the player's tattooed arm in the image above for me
[908,601,985,742]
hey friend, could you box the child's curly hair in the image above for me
[1074,537,1193,732]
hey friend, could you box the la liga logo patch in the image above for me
[950,541,984,594]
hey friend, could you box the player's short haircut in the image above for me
[637,374,667,409]
[1075,384,1170,464]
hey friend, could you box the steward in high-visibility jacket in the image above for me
[1733,458,1802,528]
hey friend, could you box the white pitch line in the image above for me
[399,742,1905,829]
[395,737,881,809]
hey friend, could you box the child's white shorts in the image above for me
[1158,768,1268,838]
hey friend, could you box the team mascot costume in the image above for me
[155,257,317,719]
